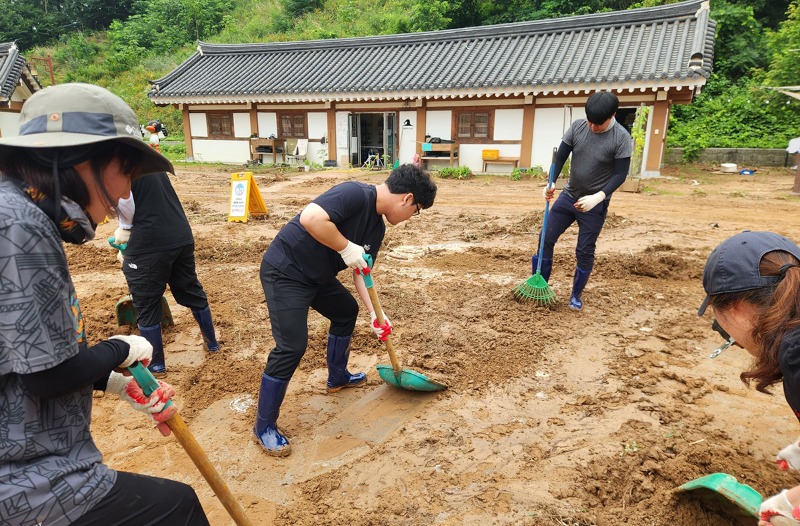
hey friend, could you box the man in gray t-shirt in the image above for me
[535,91,633,311]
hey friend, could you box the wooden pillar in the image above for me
[327,107,337,162]
[415,102,426,159]
[520,96,535,168]
[793,153,800,195]
[249,104,258,137]
[181,106,194,161]
[644,99,670,175]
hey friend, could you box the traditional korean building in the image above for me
[0,42,41,138]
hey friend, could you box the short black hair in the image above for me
[585,91,619,125]
[385,163,437,209]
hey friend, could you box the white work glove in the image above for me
[370,312,393,341]
[116,250,124,265]
[542,182,556,202]
[112,226,130,246]
[109,335,153,368]
[338,240,369,271]
[777,440,800,470]
[105,371,177,437]
[575,190,606,212]
[759,490,800,523]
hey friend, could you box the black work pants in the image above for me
[70,471,209,526]
[122,245,208,327]
[260,261,358,379]
[541,191,610,273]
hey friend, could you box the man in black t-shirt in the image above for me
[113,172,220,377]
[255,164,437,456]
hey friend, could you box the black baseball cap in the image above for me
[698,231,800,315]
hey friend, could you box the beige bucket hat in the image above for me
[0,82,173,175]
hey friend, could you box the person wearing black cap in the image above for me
[537,90,632,311]
[698,230,800,525]
[0,83,209,525]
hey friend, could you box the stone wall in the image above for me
[665,147,794,167]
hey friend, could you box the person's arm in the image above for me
[300,203,368,270]
[600,157,632,196]
[112,191,135,247]
[353,270,392,341]
[543,142,572,202]
[19,339,129,399]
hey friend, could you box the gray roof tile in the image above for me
[0,42,28,101]
[150,0,715,104]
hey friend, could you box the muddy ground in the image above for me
[66,162,800,525]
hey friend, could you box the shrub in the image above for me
[438,166,472,179]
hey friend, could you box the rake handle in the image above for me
[536,147,559,274]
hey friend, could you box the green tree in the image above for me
[765,1,800,86]
[409,0,451,32]
[711,1,770,81]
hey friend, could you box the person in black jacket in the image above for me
[111,171,220,377]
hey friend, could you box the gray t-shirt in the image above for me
[0,177,115,526]
[562,119,632,198]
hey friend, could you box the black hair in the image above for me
[585,91,619,125]
[385,163,437,209]
[4,141,143,213]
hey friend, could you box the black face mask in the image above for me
[17,179,97,244]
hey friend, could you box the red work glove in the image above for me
[777,440,800,471]
[370,312,392,341]
[106,372,177,437]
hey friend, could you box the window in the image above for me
[207,113,233,138]
[456,110,491,140]
[279,113,306,138]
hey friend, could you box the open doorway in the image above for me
[348,113,396,167]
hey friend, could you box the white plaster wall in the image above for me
[463,143,522,174]
[531,107,585,170]
[399,110,416,163]
[426,110,451,140]
[257,112,278,137]
[307,112,327,139]
[189,113,208,137]
[0,112,20,137]
[233,113,251,138]
[494,109,523,141]
[191,139,249,163]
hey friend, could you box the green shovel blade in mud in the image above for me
[678,473,762,517]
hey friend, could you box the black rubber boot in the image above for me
[253,373,291,457]
[191,306,220,352]
[569,266,591,311]
[326,334,366,393]
[139,323,166,377]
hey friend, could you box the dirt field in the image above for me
[65,162,800,525]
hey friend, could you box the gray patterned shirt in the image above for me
[0,177,115,526]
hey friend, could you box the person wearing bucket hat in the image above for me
[0,83,210,525]
[254,163,436,456]
[697,230,800,525]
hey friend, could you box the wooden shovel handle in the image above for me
[365,281,401,374]
[127,363,255,526]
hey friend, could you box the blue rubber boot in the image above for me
[569,266,591,311]
[326,335,366,393]
[139,323,166,377]
[253,374,291,457]
[191,306,220,352]
[531,255,553,282]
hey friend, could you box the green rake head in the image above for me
[513,273,557,305]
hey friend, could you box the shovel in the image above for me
[127,363,255,526]
[678,472,797,524]
[360,255,446,392]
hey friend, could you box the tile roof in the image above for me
[150,0,715,105]
[0,42,31,101]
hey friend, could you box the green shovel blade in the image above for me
[376,364,447,392]
[678,473,762,517]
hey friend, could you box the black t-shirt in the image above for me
[264,181,385,285]
[780,327,800,422]
[125,172,194,255]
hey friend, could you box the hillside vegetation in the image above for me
[4,0,800,153]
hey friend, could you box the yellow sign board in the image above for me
[228,172,268,222]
